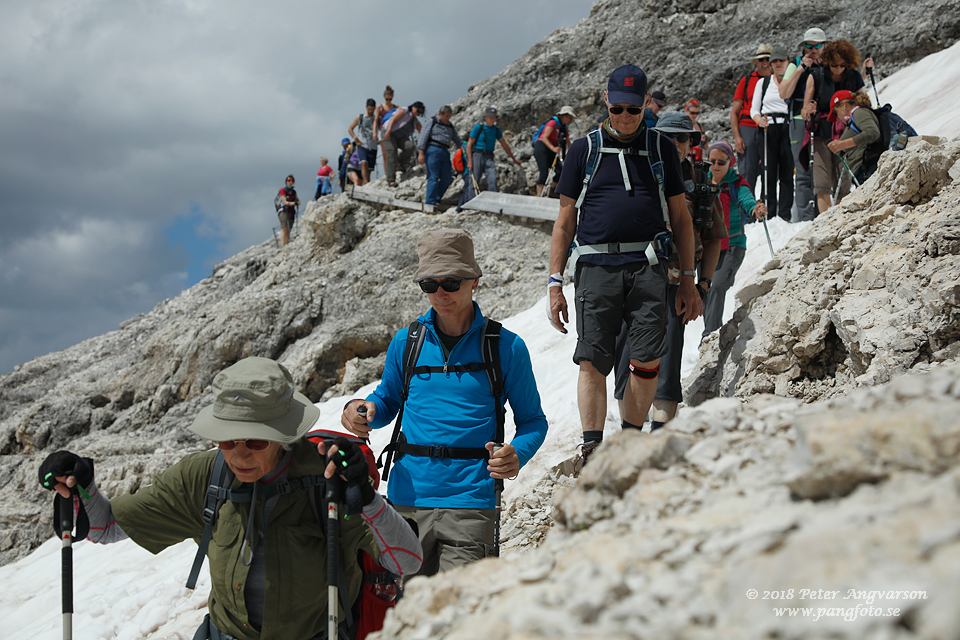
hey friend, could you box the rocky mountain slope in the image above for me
[1,4,959,634]
[452,0,960,157]
[373,139,960,639]
[0,201,552,564]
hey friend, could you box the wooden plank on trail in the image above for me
[460,191,559,222]
[348,186,425,212]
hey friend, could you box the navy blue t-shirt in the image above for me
[556,127,684,266]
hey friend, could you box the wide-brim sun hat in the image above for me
[413,228,482,282]
[189,357,320,444]
[558,105,577,118]
[653,111,702,147]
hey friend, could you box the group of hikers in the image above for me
[42,25,916,640]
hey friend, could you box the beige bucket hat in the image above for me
[412,229,482,282]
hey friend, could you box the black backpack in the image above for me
[377,319,504,482]
[850,104,917,178]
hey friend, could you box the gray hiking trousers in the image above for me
[789,118,816,222]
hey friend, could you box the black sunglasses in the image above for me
[608,105,644,115]
[418,279,465,293]
[218,439,271,451]
[668,133,691,143]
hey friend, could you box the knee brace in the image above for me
[629,362,660,379]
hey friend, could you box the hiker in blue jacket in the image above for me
[341,228,548,575]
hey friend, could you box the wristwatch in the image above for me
[699,277,712,289]
[680,270,697,278]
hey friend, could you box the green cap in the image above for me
[188,357,320,444]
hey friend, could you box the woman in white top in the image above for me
[750,45,796,222]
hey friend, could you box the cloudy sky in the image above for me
[0,0,593,374]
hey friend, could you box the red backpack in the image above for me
[305,428,398,640]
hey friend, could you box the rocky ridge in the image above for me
[0,199,551,564]
[378,363,960,639]
[686,137,960,405]
[450,0,960,168]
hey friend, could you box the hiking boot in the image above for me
[580,440,600,464]
[574,441,600,475]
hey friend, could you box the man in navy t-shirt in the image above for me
[548,64,701,466]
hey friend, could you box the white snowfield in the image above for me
[3,44,955,640]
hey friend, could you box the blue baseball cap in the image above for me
[607,65,648,107]
[341,137,350,145]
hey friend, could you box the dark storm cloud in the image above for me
[0,0,592,373]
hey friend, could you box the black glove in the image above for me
[326,436,376,507]
[38,451,95,494]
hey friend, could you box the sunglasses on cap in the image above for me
[218,439,272,451]
[668,133,691,143]
[804,42,824,49]
[418,278,465,293]
[608,105,644,115]
[709,158,729,166]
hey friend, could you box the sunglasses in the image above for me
[687,110,700,115]
[669,133,691,143]
[608,105,644,115]
[804,43,824,50]
[709,158,729,166]
[218,439,272,451]
[418,279,465,293]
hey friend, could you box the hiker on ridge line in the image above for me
[278,174,300,246]
[417,105,463,207]
[463,107,522,201]
[547,64,701,466]
[349,98,379,185]
[533,106,577,197]
[341,228,548,575]
[381,101,425,187]
[38,357,422,640]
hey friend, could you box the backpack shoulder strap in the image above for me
[378,320,426,481]
[760,75,772,107]
[186,451,234,589]
[575,129,604,209]
[647,128,671,225]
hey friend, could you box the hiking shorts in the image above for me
[358,145,378,169]
[573,261,669,376]
[278,210,294,230]
[812,137,851,197]
[394,506,496,577]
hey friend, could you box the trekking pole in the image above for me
[839,151,861,188]
[539,155,558,198]
[492,444,503,558]
[59,493,74,640]
[325,451,342,640]
[760,119,775,259]
[866,53,881,105]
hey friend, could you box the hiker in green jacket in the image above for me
[38,357,422,640]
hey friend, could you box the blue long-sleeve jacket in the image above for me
[366,303,548,508]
